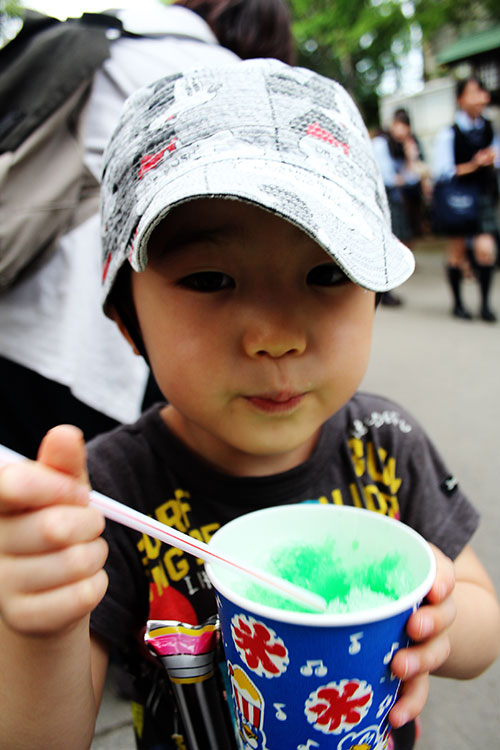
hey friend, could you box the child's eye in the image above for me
[178,271,235,292]
[307,263,349,287]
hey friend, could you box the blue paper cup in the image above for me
[206,505,435,750]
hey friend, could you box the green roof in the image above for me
[437,26,500,64]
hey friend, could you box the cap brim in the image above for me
[133,155,414,292]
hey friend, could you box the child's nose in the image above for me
[241,308,307,359]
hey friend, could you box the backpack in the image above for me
[0,11,126,289]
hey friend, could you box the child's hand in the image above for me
[388,544,456,728]
[0,426,108,637]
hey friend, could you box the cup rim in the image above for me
[205,505,437,627]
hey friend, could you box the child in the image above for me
[0,60,499,750]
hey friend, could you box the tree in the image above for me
[413,0,500,40]
[288,0,500,124]
[289,0,415,125]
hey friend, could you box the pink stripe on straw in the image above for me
[0,444,327,613]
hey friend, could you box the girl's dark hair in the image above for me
[393,108,410,127]
[173,0,295,64]
[456,76,486,100]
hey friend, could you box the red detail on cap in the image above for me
[307,122,350,155]
[102,252,111,282]
[138,139,177,179]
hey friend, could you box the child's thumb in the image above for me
[37,424,90,486]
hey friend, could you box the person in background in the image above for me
[433,76,499,322]
[372,109,429,307]
[0,0,294,460]
[174,0,294,63]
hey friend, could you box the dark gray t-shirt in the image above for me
[88,392,479,748]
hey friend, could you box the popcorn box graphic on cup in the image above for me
[206,505,435,750]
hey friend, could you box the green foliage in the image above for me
[413,0,500,37]
[288,0,500,124]
[289,0,414,124]
[0,0,24,46]
[0,0,23,20]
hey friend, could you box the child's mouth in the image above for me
[245,392,305,414]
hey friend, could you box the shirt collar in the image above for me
[456,109,484,131]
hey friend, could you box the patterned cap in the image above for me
[101,59,414,304]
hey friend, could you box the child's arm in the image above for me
[0,426,109,749]
[389,543,500,728]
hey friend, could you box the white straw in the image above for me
[0,444,327,613]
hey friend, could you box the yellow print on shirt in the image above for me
[136,488,220,598]
[315,439,401,519]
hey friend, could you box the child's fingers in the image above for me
[425,545,455,604]
[2,537,108,596]
[386,545,456,726]
[2,569,109,637]
[405,595,457,643]
[0,504,105,555]
[0,460,89,513]
[0,505,108,635]
[0,425,90,514]
[0,427,105,637]
[388,672,429,728]
[37,424,89,483]
[391,630,452,682]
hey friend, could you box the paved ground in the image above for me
[92,240,500,749]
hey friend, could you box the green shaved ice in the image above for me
[271,542,351,603]
[239,539,414,614]
[326,588,398,614]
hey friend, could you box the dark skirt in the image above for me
[477,192,499,236]
[386,187,413,242]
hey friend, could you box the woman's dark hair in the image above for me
[387,109,411,159]
[173,0,295,64]
[393,108,410,127]
[456,76,486,100]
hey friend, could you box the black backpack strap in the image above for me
[0,12,120,153]
[79,12,124,33]
[0,10,60,67]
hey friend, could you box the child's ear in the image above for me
[107,306,142,356]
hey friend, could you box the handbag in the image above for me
[431,179,479,236]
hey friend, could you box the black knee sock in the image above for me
[447,265,465,308]
[476,264,494,312]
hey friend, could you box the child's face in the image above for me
[130,199,375,476]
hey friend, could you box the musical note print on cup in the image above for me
[297,740,320,750]
[376,693,395,719]
[273,703,287,721]
[383,642,400,665]
[348,631,364,655]
[300,659,328,677]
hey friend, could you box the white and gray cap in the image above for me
[101,58,414,305]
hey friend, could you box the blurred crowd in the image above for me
[371,76,500,321]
